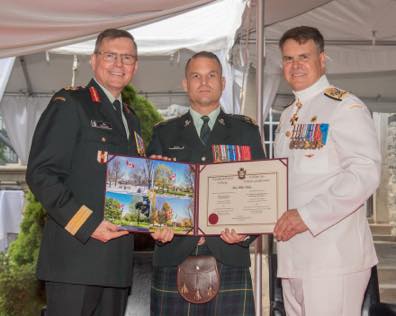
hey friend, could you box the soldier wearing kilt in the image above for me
[147,51,265,315]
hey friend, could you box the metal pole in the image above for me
[255,0,265,315]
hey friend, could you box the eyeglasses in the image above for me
[96,51,137,65]
[282,54,311,65]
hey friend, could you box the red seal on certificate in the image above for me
[208,213,219,225]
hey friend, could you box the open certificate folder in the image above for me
[104,155,288,235]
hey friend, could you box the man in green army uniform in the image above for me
[26,29,143,316]
[148,51,265,315]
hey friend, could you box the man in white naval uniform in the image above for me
[273,26,381,316]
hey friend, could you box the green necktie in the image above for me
[200,115,211,145]
[113,100,122,122]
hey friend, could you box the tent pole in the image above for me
[18,56,33,96]
[255,0,265,315]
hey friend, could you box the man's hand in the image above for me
[91,220,129,243]
[151,227,174,243]
[273,209,308,241]
[220,228,247,244]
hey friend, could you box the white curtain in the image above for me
[263,73,281,120]
[234,64,281,120]
[0,95,50,165]
[215,49,237,114]
[0,58,15,103]
[0,0,214,58]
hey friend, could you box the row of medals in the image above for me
[289,136,324,150]
[288,100,324,150]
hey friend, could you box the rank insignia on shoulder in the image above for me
[64,85,84,91]
[324,87,348,101]
[89,86,101,103]
[53,96,66,102]
[230,114,257,125]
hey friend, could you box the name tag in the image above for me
[168,146,185,150]
[91,120,112,130]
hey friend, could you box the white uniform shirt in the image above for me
[274,75,381,278]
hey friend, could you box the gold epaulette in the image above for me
[324,87,348,101]
[229,114,257,126]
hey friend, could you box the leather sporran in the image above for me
[176,255,220,304]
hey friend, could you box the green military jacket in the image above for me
[147,110,265,267]
[27,79,141,287]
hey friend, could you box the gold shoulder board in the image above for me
[324,87,348,101]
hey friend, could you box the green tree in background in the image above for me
[122,84,163,145]
[0,191,46,316]
[0,85,163,315]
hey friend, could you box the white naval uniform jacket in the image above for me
[274,75,381,278]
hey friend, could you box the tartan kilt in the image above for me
[151,246,255,316]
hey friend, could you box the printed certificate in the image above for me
[104,155,287,235]
[197,160,287,234]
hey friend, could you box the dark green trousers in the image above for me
[45,281,129,316]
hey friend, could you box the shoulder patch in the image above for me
[324,87,348,101]
[229,114,257,126]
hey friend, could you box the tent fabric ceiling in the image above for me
[0,0,339,59]
[248,0,396,77]
[51,0,246,56]
[0,0,215,58]
[263,0,333,26]
[265,0,396,41]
